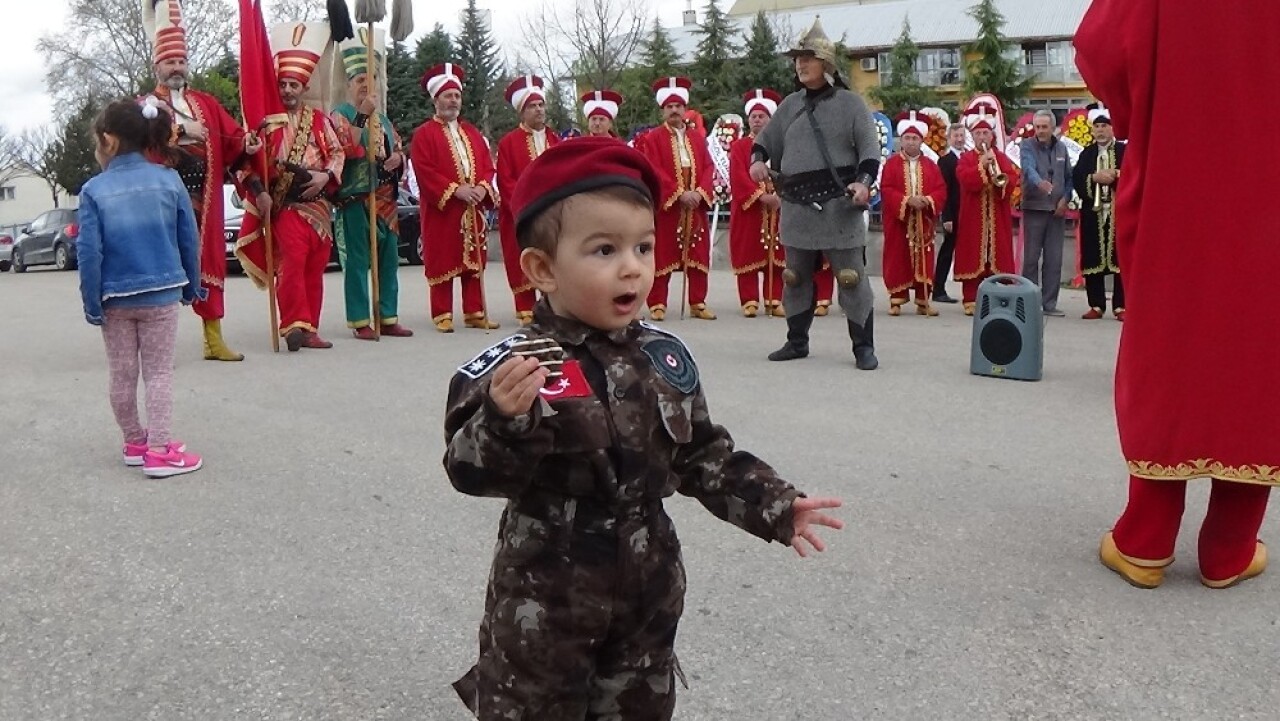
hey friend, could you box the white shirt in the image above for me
[527,126,548,156]
[905,153,921,191]
[673,125,691,168]
[446,120,472,178]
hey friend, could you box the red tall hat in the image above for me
[505,75,547,112]
[964,102,1000,132]
[894,110,928,138]
[144,0,189,63]
[422,63,465,98]
[581,89,623,119]
[742,88,782,116]
[652,76,692,107]
[511,136,660,245]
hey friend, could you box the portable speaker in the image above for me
[969,274,1044,381]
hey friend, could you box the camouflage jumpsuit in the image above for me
[444,300,802,720]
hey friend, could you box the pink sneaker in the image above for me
[142,445,202,478]
[123,439,186,466]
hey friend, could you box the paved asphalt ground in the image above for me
[2,262,1277,721]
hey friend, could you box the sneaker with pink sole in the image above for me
[123,439,186,466]
[142,445,202,478]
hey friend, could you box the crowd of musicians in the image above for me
[141,5,1123,362]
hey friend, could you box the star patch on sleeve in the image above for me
[457,334,528,379]
[641,337,699,394]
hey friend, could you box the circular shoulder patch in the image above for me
[641,338,698,394]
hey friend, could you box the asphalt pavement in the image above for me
[2,263,1276,721]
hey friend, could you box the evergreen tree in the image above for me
[963,0,1034,114]
[415,22,455,69]
[387,40,432,141]
[737,11,792,97]
[639,18,679,78]
[456,0,503,136]
[48,102,101,197]
[191,52,241,119]
[544,78,573,134]
[690,0,740,121]
[868,19,940,114]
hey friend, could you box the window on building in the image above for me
[877,47,964,87]
[0,186,14,201]
[1023,41,1070,67]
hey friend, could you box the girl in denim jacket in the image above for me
[77,98,206,478]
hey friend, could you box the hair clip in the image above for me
[142,95,160,119]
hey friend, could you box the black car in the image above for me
[223,186,423,271]
[11,208,79,272]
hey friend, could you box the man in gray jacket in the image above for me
[1019,110,1072,316]
[750,18,883,370]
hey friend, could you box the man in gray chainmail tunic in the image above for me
[750,18,883,370]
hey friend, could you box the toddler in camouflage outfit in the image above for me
[443,137,843,720]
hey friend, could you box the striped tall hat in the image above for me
[270,22,333,86]
[143,0,188,64]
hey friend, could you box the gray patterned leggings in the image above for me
[101,304,179,448]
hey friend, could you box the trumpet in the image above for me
[977,142,1009,188]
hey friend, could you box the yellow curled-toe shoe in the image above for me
[649,305,666,321]
[1202,542,1267,589]
[690,303,717,320]
[1099,532,1170,589]
[768,303,786,318]
[963,302,976,316]
[516,311,534,327]
[916,301,939,317]
[888,299,904,316]
[434,314,455,333]
[814,302,830,317]
[202,319,244,361]
[464,312,500,330]
[742,301,759,318]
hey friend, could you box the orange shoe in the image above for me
[1082,308,1104,320]
[1099,531,1169,589]
[1202,542,1267,589]
[434,314,454,333]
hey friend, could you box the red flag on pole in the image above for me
[238,0,283,131]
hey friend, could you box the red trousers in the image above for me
[891,282,933,303]
[430,271,487,320]
[647,269,707,309]
[193,284,223,321]
[1112,475,1271,582]
[961,273,994,303]
[275,211,329,335]
[511,289,536,314]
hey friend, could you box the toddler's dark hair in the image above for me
[92,98,179,165]
[518,185,653,256]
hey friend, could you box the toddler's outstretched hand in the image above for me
[790,496,844,558]
[489,356,549,418]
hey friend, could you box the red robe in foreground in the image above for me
[880,151,947,305]
[411,117,496,323]
[496,126,559,318]
[1077,0,1280,585]
[636,123,713,312]
[151,87,246,321]
[953,148,1020,304]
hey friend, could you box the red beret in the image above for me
[511,136,661,247]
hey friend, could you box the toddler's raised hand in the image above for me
[489,356,549,418]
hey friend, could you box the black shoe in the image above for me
[285,328,305,352]
[848,316,879,370]
[768,309,814,361]
[768,343,809,361]
[933,293,959,304]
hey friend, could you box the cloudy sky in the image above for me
[1,0,693,134]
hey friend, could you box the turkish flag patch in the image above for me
[538,359,594,402]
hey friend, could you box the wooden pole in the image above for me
[365,23,381,340]
[258,139,279,352]
[679,207,689,320]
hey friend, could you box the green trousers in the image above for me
[335,201,400,328]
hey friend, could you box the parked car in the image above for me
[11,208,79,272]
[222,185,422,272]
[0,234,13,272]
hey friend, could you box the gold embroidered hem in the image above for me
[200,272,224,289]
[1128,459,1280,486]
[279,320,315,335]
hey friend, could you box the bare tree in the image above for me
[523,0,648,91]
[11,128,63,208]
[37,0,237,113]
[0,128,25,188]
[266,0,326,24]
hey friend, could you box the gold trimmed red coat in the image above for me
[411,117,496,286]
[635,124,715,276]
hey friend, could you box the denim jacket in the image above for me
[76,153,204,324]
